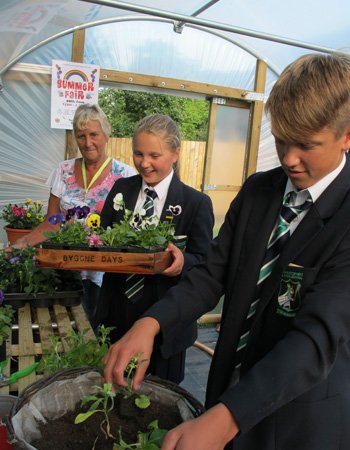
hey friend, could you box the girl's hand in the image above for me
[161,243,184,277]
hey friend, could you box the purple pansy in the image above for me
[48,213,65,225]
[75,206,90,219]
[9,256,20,264]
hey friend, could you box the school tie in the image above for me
[142,188,157,217]
[232,190,313,382]
[124,188,157,302]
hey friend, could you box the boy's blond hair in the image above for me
[265,53,350,141]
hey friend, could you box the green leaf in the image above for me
[74,410,97,424]
[135,394,151,409]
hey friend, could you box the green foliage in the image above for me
[114,420,167,450]
[0,304,15,346]
[36,325,114,374]
[0,247,80,296]
[75,383,116,441]
[135,394,151,409]
[99,88,209,141]
[99,209,175,249]
[75,355,157,450]
[45,221,98,245]
[119,352,148,399]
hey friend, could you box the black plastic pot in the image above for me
[39,242,166,253]
[3,290,83,308]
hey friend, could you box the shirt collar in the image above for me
[141,170,174,202]
[284,153,346,203]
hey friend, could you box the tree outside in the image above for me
[99,88,209,141]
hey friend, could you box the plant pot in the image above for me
[3,227,32,246]
[40,242,166,253]
[6,368,204,450]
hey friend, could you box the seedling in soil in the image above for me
[114,419,168,450]
[75,382,116,448]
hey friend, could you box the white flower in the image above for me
[113,193,124,211]
[167,205,182,216]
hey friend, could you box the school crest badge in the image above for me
[277,265,304,317]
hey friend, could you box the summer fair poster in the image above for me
[51,60,100,129]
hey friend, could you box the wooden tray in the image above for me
[35,247,173,274]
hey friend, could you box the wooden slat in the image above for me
[36,307,55,353]
[70,306,96,341]
[18,304,35,357]
[35,248,173,274]
[52,304,75,352]
[0,303,96,395]
[106,138,206,191]
[18,304,36,391]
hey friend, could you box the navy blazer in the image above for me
[97,173,214,358]
[146,157,350,450]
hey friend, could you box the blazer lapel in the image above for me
[256,156,350,316]
[159,174,184,226]
[242,170,287,281]
[123,175,143,211]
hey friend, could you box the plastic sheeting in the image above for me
[0,0,348,244]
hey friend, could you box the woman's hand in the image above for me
[161,403,239,450]
[11,235,30,249]
[161,243,184,277]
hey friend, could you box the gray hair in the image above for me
[73,104,111,137]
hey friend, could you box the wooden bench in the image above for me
[0,303,95,395]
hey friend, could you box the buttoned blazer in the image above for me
[147,156,350,449]
[97,173,214,357]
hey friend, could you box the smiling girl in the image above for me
[97,114,214,383]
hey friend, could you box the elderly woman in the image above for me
[13,103,136,324]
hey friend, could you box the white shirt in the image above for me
[283,154,346,234]
[134,170,174,222]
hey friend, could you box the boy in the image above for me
[103,53,350,450]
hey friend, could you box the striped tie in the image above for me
[142,188,157,217]
[232,191,313,382]
[125,188,157,302]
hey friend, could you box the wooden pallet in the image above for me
[0,303,96,395]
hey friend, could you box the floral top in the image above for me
[47,158,136,215]
[46,158,136,287]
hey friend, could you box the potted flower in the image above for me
[35,199,182,274]
[0,247,83,308]
[6,367,204,450]
[0,198,45,244]
[44,199,178,251]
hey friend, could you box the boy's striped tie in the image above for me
[232,191,313,382]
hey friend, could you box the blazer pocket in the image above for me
[276,265,320,318]
[275,395,341,450]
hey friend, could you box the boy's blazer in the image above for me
[146,157,350,449]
